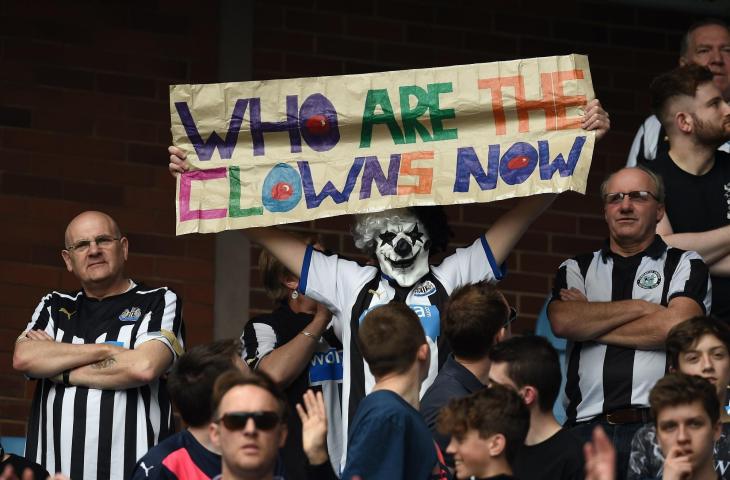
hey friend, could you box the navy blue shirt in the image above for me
[343,390,438,480]
[420,354,485,461]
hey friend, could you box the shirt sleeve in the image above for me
[431,235,503,293]
[134,288,185,361]
[22,293,56,338]
[299,245,378,330]
[551,258,587,301]
[666,251,711,315]
[241,320,278,369]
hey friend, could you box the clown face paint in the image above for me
[374,214,431,287]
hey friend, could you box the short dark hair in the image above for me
[166,339,243,427]
[443,281,508,360]
[650,373,719,426]
[211,369,288,424]
[488,335,561,413]
[600,166,666,204]
[357,302,426,378]
[666,316,730,370]
[650,64,715,128]
[437,385,529,465]
[680,19,730,57]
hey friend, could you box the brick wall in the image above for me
[0,0,219,437]
[1,0,726,441]
[247,0,728,331]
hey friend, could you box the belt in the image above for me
[594,407,652,425]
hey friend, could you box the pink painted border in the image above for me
[178,168,228,221]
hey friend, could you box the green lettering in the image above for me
[428,82,458,141]
[399,85,433,143]
[229,166,263,217]
[360,89,405,148]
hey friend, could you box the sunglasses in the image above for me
[217,411,281,431]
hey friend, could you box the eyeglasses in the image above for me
[217,411,281,431]
[603,191,658,204]
[65,235,121,254]
[504,306,518,328]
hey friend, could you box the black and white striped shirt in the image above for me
[22,282,184,480]
[551,236,711,424]
[300,235,501,472]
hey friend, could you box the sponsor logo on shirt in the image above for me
[309,348,344,384]
[358,304,440,340]
[409,304,440,340]
[637,270,661,289]
[413,281,437,297]
[119,307,142,322]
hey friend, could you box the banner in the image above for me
[170,54,595,235]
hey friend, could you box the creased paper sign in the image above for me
[170,54,595,235]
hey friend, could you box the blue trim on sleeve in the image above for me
[480,235,504,280]
[299,244,314,294]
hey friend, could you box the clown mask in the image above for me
[374,214,431,287]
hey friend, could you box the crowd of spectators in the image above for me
[5,16,730,480]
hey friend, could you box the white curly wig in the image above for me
[352,208,417,255]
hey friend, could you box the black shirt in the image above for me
[648,151,730,321]
[513,428,584,480]
[1,454,49,480]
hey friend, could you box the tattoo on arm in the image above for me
[91,357,117,370]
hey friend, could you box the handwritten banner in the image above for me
[170,54,595,235]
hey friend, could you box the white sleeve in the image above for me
[298,245,378,326]
[626,123,645,167]
[431,235,502,293]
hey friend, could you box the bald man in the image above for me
[13,211,185,480]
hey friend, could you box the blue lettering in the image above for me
[538,136,586,179]
[359,154,400,199]
[175,99,248,161]
[298,157,365,209]
[453,146,499,192]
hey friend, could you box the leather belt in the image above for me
[595,407,652,425]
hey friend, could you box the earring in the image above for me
[291,290,299,300]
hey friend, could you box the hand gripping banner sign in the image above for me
[170,54,595,235]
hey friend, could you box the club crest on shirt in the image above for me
[637,270,662,289]
[119,307,142,322]
[413,280,437,297]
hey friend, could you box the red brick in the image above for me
[551,235,603,256]
[345,16,404,42]
[157,257,213,282]
[0,261,62,288]
[499,271,550,295]
[518,252,566,276]
[285,10,344,36]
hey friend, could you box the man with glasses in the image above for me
[209,370,335,480]
[420,280,514,467]
[548,167,711,480]
[12,210,185,480]
[643,64,730,322]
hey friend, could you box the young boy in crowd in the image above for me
[437,385,529,479]
[488,335,585,479]
[341,303,445,480]
[649,373,722,480]
[628,316,730,479]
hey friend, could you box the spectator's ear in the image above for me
[209,421,221,449]
[487,433,507,458]
[278,424,288,448]
[521,385,538,407]
[282,273,299,291]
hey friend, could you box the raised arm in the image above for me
[65,340,173,390]
[254,304,332,388]
[13,330,123,378]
